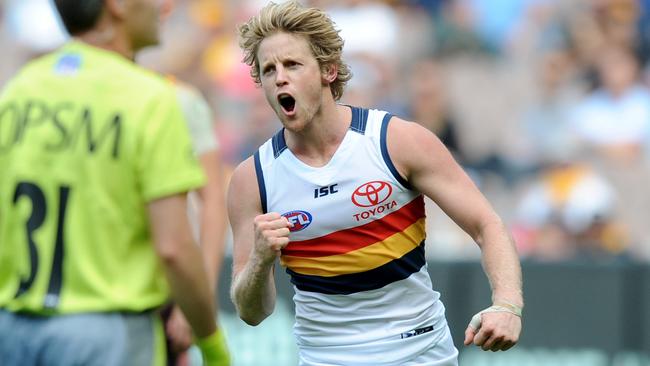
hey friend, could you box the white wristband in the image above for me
[468,305,522,331]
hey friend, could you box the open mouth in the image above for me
[278,93,296,114]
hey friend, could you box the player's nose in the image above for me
[275,67,288,86]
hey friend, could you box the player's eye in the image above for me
[262,65,275,76]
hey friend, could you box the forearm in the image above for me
[162,243,217,338]
[476,220,523,307]
[231,256,277,326]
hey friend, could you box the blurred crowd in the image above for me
[2,0,650,263]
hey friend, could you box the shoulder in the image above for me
[120,72,182,119]
[90,44,180,106]
[126,67,176,99]
[385,115,438,147]
[82,48,177,104]
[228,156,264,213]
[384,115,453,176]
[79,42,174,96]
[360,107,430,142]
[229,157,258,196]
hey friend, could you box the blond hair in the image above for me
[238,1,352,101]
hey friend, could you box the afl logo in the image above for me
[282,210,313,232]
[351,181,393,207]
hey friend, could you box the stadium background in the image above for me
[1,0,649,365]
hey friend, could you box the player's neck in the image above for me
[285,102,351,167]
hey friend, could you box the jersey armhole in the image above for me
[380,113,412,190]
[253,151,268,214]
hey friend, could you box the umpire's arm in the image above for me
[149,194,217,338]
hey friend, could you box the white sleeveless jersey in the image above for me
[254,107,450,365]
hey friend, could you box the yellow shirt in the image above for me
[0,41,205,314]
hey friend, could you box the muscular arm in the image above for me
[387,117,522,349]
[228,157,291,326]
[148,194,216,338]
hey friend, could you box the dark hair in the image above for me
[54,0,104,35]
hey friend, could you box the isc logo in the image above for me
[314,184,338,198]
[281,210,313,232]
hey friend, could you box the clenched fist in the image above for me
[464,303,522,352]
[252,212,293,264]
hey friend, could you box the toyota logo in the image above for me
[351,181,393,207]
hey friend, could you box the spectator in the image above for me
[519,49,584,167]
[570,45,650,163]
[514,164,630,261]
[407,57,467,164]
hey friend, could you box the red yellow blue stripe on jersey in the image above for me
[281,196,426,295]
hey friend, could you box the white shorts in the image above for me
[298,324,458,366]
[403,325,458,366]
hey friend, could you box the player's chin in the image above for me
[282,120,307,134]
[278,113,306,132]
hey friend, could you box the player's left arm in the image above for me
[386,116,523,352]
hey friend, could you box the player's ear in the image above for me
[105,0,128,20]
[321,63,338,84]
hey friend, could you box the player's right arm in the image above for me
[228,157,292,326]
